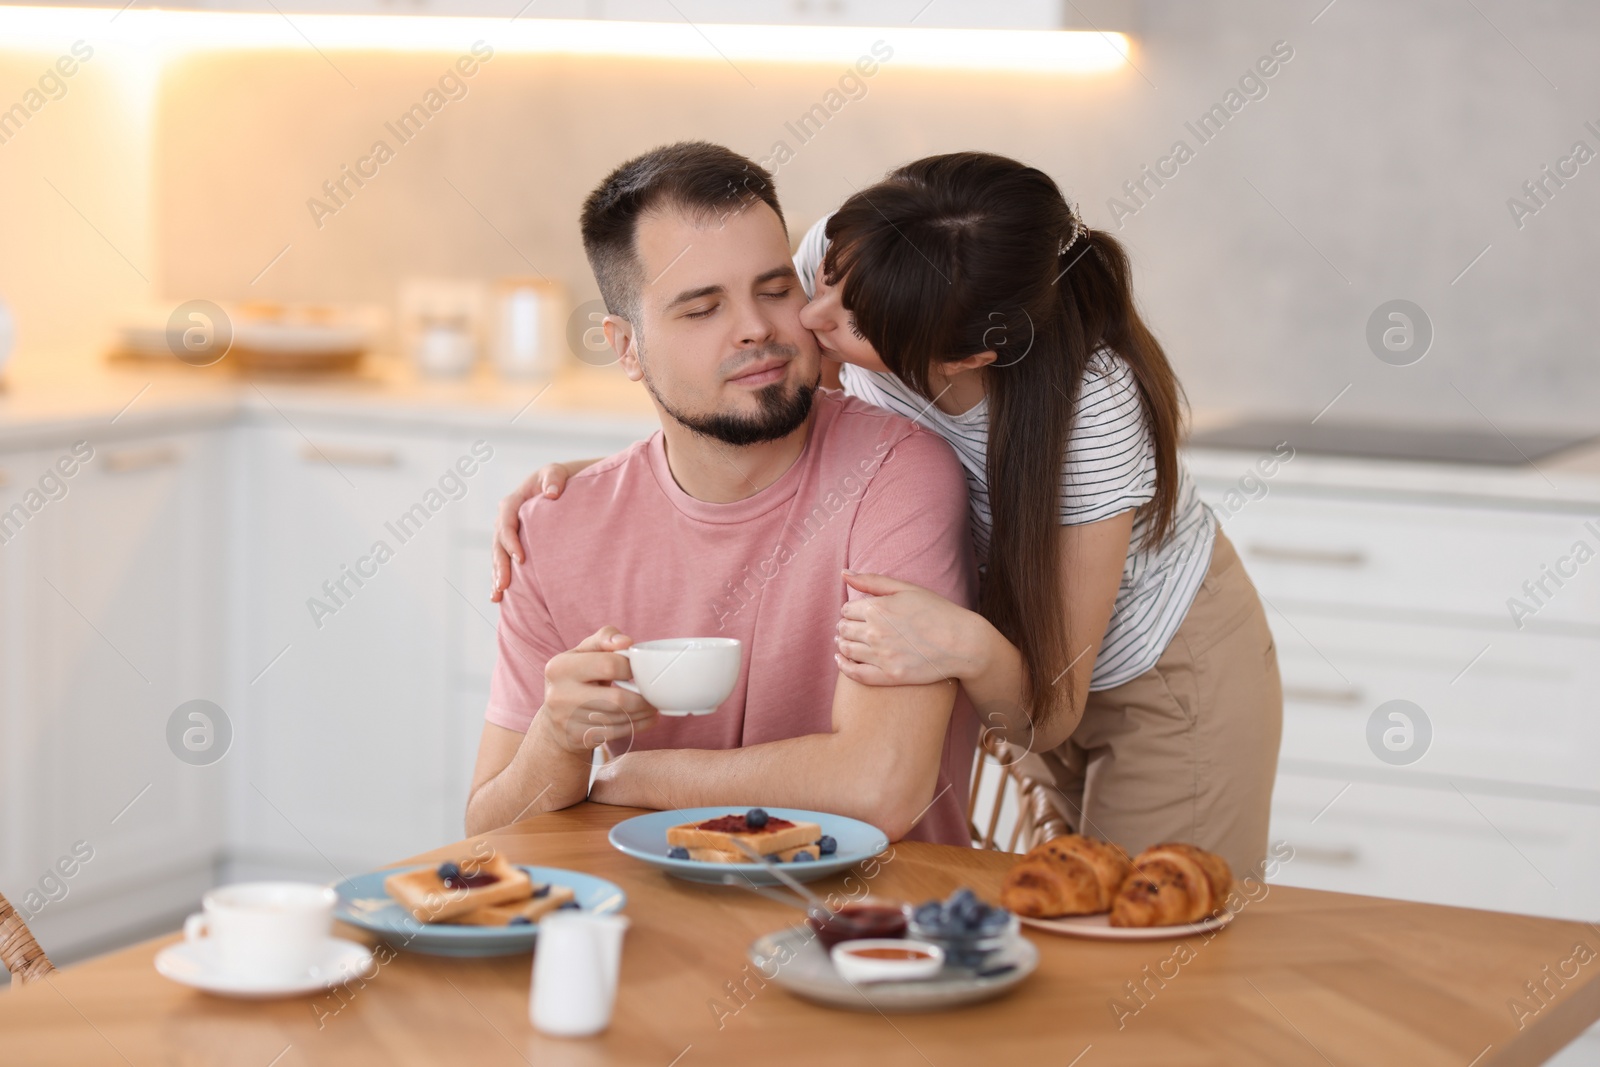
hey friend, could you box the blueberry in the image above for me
[558,900,581,910]
[914,902,941,925]
[764,853,783,863]
[746,808,769,829]
[667,846,690,860]
[950,887,978,907]
[791,852,816,863]
[532,884,551,898]
[436,861,461,882]
[817,835,838,856]
[979,910,1010,932]
[508,916,532,926]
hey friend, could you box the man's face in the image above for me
[606,201,820,445]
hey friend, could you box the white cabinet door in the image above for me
[1206,489,1600,629]
[1268,613,1600,792]
[1270,773,1600,921]
[18,430,227,954]
[0,447,43,901]
[236,423,465,879]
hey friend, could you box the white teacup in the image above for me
[615,637,741,716]
[183,881,336,980]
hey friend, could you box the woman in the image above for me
[491,153,1282,877]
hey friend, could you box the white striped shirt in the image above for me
[796,215,1215,689]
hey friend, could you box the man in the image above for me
[466,142,978,844]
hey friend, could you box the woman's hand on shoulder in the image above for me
[833,571,990,687]
[490,463,572,602]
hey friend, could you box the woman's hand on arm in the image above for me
[833,572,1031,750]
[832,509,1133,756]
[489,458,600,602]
[833,572,994,686]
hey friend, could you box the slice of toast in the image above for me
[687,844,821,864]
[383,854,532,923]
[445,884,576,926]
[666,814,820,855]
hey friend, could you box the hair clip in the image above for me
[1058,201,1086,255]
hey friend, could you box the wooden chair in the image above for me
[0,890,56,986]
[968,733,1069,853]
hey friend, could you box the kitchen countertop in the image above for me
[0,354,662,449]
[4,355,1599,509]
[2,802,1596,1066]
[1184,423,1600,512]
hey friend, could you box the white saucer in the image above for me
[1018,908,1234,941]
[155,936,374,998]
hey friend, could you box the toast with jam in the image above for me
[383,853,533,923]
[687,843,821,863]
[666,809,822,861]
[446,883,577,926]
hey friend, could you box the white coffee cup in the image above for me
[530,912,630,1037]
[183,881,336,981]
[614,638,741,716]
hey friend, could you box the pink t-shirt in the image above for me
[487,389,979,846]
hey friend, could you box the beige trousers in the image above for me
[1017,528,1283,879]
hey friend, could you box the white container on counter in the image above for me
[398,278,486,379]
[490,277,566,381]
[414,315,477,378]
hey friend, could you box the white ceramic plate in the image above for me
[155,936,373,998]
[234,322,367,355]
[1018,908,1234,941]
[748,924,1037,1012]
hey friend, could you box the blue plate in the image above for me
[608,807,889,886]
[332,865,626,957]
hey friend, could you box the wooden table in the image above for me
[4,803,1598,1066]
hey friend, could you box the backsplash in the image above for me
[2,0,1596,429]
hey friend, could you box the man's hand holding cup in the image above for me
[535,627,659,756]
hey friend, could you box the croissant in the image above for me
[999,834,1132,918]
[1109,843,1233,927]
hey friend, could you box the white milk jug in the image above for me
[529,911,630,1037]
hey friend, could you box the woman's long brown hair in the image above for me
[822,152,1186,729]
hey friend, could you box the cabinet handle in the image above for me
[1287,844,1360,866]
[103,446,181,474]
[1247,544,1368,568]
[1284,684,1364,706]
[300,444,400,467]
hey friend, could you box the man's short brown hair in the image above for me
[579,141,784,323]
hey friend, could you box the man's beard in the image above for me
[642,347,817,446]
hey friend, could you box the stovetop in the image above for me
[1188,418,1596,467]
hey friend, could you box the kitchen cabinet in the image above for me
[1194,467,1600,926]
[229,418,647,884]
[232,421,463,880]
[1272,615,1598,792]
[0,449,33,904]
[2,403,652,958]
[1,430,228,962]
[1269,773,1600,919]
